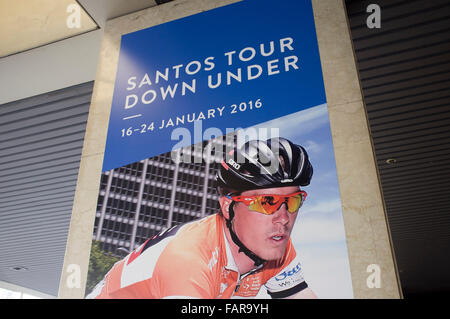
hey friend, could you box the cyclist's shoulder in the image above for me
[158,214,223,263]
[153,215,224,280]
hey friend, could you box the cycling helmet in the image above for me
[216,137,313,266]
[216,137,313,194]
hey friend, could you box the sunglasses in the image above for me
[227,191,307,215]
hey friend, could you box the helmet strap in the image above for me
[225,202,266,267]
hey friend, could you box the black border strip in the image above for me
[267,281,308,299]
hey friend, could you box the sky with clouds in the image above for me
[250,104,354,299]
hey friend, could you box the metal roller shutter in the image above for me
[0,82,93,296]
[345,0,450,296]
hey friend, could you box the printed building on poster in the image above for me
[93,136,236,256]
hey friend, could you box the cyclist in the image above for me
[87,137,317,299]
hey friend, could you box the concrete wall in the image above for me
[0,29,103,105]
[58,0,402,298]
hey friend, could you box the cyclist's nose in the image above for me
[272,203,290,225]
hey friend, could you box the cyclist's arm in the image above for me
[264,254,314,299]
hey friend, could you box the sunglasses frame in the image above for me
[226,191,307,215]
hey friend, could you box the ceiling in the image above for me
[0,0,449,298]
[77,0,160,28]
[0,0,97,58]
[345,0,450,296]
[0,0,161,58]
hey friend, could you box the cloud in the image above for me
[249,103,329,140]
[304,140,322,154]
[310,170,338,184]
[290,203,354,298]
[298,246,354,299]
[292,216,347,245]
[302,198,342,216]
[291,198,345,245]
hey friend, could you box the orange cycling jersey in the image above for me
[87,214,308,299]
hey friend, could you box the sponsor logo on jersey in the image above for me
[274,262,301,281]
[277,277,302,288]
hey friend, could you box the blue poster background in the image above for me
[102,0,326,171]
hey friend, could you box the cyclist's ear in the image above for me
[219,196,232,219]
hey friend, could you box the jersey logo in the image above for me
[274,262,301,281]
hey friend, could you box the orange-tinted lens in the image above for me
[249,195,281,215]
[248,197,269,214]
[248,194,303,215]
[287,195,302,213]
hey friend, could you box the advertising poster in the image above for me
[87,0,353,299]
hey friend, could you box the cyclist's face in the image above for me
[229,186,300,261]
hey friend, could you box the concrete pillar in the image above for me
[57,0,240,299]
[311,0,402,298]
